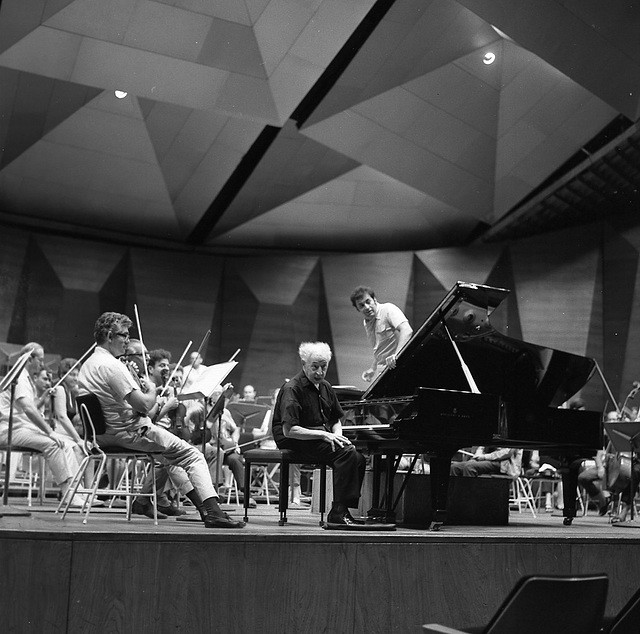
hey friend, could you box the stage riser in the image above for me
[2,537,639,633]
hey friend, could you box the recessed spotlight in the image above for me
[483,52,496,65]
[114,90,128,99]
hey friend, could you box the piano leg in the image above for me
[366,454,398,523]
[429,451,455,531]
[559,458,582,526]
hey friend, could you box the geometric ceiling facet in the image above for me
[2,0,640,252]
[415,245,503,291]
[233,255,320,305]
[211,166,480,252]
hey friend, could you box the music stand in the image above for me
[227,402,269,430]
[206,390,227,489]
[176,384,234,522]
[0,351,33,516]
[604,420,640,526]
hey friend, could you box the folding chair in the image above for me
[1,447,46,506]
[510,476,537,518]
[57,393,163,525]
[602,585,640,634]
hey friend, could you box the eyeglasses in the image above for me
[113,332,130,341]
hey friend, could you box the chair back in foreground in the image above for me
[76,392,107,438]
[423,573,608,634]
[604,586,640,634]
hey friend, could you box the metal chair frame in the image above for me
[57,394,162,525]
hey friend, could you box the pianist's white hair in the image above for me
[298,341,332,363]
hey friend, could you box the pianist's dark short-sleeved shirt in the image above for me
[272,370,344,446]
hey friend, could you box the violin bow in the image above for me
[178,329,211,396]
[159,340,192,398]
[50,343,97,392]
[133,303,150,383]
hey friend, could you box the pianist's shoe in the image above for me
[325,508,395,531]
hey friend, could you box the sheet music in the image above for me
[177,361,237,400]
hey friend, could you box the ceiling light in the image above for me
[114,90,128,99]
[483,52,496,65]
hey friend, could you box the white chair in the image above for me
[0,448,46,506]
[509,476,537,518]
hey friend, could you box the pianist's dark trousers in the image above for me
[276,438,366,508]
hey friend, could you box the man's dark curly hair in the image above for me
[349,285,375,308]
[149,349,172,367]
[93,312,132,344]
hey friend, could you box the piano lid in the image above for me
[363,281,596,411]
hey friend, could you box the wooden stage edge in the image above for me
[2,498,640,633]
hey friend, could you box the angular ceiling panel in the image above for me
[0,0,638,251]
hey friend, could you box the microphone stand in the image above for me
[1,352,33,516]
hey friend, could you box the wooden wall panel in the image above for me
[0,538,71,632]
[603,226,640,404]
[571,542,640,620]
[12,238,64,350]
[510,224,601,356]
[233,254,319,305]
[4,533,639,633]
[128,248,224,358]
[217,264,260,385]
[51,289,101,360]
[239,303,304,395]
[35,234,125,292]
[0,227,29,341]
[67,540,357,634]
[411,255,448,332]
[2,218,640,411]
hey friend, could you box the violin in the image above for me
[123,358,151,392]
[154,366,190,441]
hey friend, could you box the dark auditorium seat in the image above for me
[422,573,609,634]
[601,585,640,634]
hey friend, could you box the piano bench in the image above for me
[242,449,330,526]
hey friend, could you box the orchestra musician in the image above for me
[182,352,207,392]
[53,358,83,438]
[190,385,258,509]
[77,312,245,528]
[133,346,190,517]
[0,342,87,507]
[578,411,612,516]
[602,406,640,524]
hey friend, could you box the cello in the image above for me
[604,382,639,494]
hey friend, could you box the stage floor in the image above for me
[2,496,640,633]
[2,496,640,543]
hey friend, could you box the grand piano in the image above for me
[340,281,602,530]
